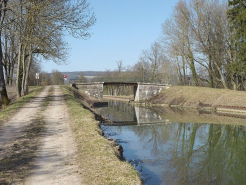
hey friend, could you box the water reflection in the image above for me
[97,101,246,184]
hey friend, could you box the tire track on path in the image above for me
[24,86,82,185]
[0,86,50,161]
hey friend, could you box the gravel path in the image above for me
[0,86,50,161]
[0,86,82,184]
[24,86,82,185]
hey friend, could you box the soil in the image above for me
[0,86,82,184]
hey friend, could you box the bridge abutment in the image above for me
[73,82,104,100]
[134,83,169,101]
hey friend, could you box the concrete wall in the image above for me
[73,82,104,100]
[134,83,169,101]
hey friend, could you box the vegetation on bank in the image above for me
[148,86,246,108]
[62,86,142,185]
[0,86,44,124]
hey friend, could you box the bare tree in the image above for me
[0,0,10,107]
[0,0,96,101]
[51,70,64,85]
[161,0,230,88]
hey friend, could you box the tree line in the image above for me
[162,0,246,90]
[0,0,95,107]
[102,0,245,92]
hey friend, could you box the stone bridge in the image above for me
[72,82,170,101]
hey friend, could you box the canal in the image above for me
[95,100,246,185]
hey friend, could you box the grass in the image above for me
[40,86,54,111]
[62,86,142,185]
[0,86,44,124]
[148,86,246,108]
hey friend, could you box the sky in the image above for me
[42,0,180,73]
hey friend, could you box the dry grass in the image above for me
[0,87,44,124]
[62,86,142,185]
[3,86,39,104]
[149,86,246,108]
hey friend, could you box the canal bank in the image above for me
[65,85,246,184]
[97,99,246,185]
[146,86,246,114]
[62,86,142,185]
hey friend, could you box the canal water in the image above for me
[96,100,246,185]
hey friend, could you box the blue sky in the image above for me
[42,0,180,72]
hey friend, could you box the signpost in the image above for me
[36,73,39,86]
[63,75,67,81]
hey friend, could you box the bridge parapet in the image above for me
[89,77,141,83]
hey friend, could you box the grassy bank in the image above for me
[62,86,142,185]
[0,86,44,124]
[148,86,246,109]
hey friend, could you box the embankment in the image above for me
[147,86,246,113]
[63,86,142,185]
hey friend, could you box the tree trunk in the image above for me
[0,0,10,107]
[0,39,9,106]
[188,43,198,86]
[16,41,22,98]
[9,61,14,86]
[213,60,228,89]
[23,49,32,95]
[182,50,186,85]
[190,59,198,86]
[4,30,9,85]
[21,44,27,96]
[176,60,183,85]
[207,47,214,88]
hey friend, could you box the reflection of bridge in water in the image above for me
[97,100,246,127]
[97,101,170,126]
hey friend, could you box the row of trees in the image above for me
[103,0,246,91]
[162,0,246,90]
[0,0,95,107]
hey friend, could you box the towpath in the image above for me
[0,86,82,185]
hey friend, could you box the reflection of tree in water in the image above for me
[98,101,246,184]
[165,124,246,185]
[127,124,176,157]
[127,123,246,184]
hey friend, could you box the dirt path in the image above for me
[24,86,82,185]
[0,86,82,184]
[0,86,50,161]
